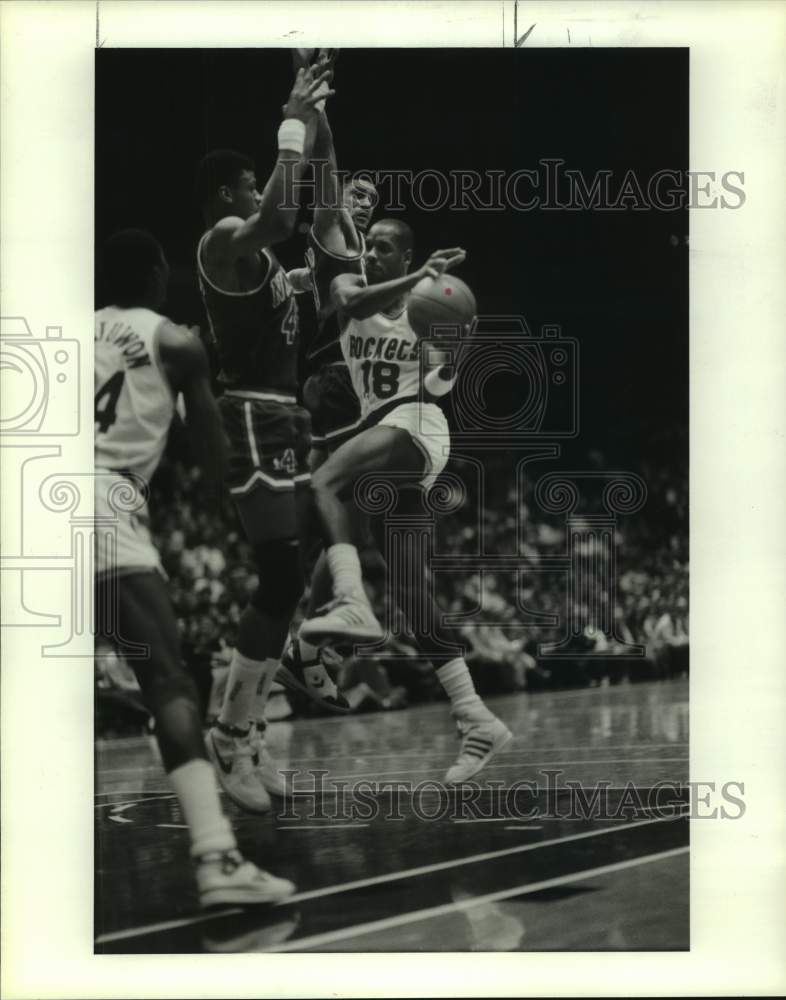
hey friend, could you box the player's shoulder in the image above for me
[156,319,208,376]
[201,216,245,258]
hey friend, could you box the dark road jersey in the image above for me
[303,227,365,367]
[197,235,299,394]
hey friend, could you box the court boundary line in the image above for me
[95,811,687,944]
[265,846,690,952]
[96,793,176,809]
[96,741,689,769]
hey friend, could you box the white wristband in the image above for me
[278,118,306,154]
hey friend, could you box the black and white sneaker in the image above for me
[276,633,351,714]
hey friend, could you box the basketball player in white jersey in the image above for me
[299,219,513,782]
[95,229,295,906]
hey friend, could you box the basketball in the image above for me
[407,274,477,338]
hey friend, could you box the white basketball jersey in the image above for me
[94,306,175,484]
[340,307,423,420]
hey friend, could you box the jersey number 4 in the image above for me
[95,371,125,433]
[281,299,298,345]
[361,360,400,399]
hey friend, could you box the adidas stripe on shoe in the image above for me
[444,716,513,783]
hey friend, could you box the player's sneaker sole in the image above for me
[444,718,513,784]
[299,616,383,646]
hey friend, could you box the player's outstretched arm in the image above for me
[312,110,360,255]
[331,248,467,320]
[159,322,229,495]
[206,65,335,262]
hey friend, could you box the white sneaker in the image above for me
[196,849,295,908]
[444,715,513,783]
[249,721,292,798]
[206,725,272,814]
[299,594,383,646]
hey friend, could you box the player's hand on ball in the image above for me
[420,247,467,279]
[284,65,335,122]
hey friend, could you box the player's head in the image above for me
[364,219,414,284]
[101,229,169,309]
[342,176,377,233]
[195,149,259,221]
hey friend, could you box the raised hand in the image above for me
[283,65,335,123]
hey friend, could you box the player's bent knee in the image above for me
[250,538,304,618]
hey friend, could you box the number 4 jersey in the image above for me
[340,306,423,421]
[94,305,175,484]
[197,237,299,393]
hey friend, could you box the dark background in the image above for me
[96,48,688,468]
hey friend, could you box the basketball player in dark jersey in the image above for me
[275,90,381,713]
[195,64,382,814]
[301,170,377,457]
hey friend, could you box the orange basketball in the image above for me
[407,274,477,338]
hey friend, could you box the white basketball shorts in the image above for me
[376,401,450,490]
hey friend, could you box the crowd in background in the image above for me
[96,441,689,735]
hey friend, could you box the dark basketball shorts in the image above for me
[218,390,312,543]
[301,363,362,452]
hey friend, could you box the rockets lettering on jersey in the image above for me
[340,308,424,419]
[345,333,422,364]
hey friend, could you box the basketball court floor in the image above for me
[95,679,689,953]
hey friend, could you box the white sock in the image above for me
[168,758,236,857]
[251,658,281,723]
[436,658,494,721]
[326,543,365,599]
[218,650,264,730]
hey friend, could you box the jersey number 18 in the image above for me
[360,360,400,399]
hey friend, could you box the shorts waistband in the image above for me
[363,395,421,428]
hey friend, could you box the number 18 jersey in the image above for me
[340,306,423,420]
